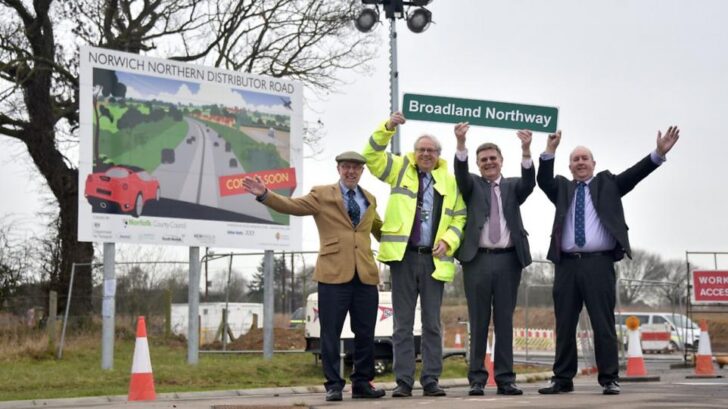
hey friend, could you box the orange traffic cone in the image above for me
[625,326,647,376]
[621,316,659,382]
[128,316,156,401]
[485,336,496,387]
[454,331,463,349]
[690,320,721,378]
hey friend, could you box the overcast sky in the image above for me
[2,0,727,271]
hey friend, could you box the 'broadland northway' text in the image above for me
[408,100,553,129]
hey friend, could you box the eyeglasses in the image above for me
[339,163,364,171]
[415,147,440,154]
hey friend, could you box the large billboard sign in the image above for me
[692,270,728,304]
[78,46,303,250]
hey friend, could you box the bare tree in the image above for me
[615,249,665,306]
[0,0,377,316]
[655,259,689,308]
[0,221,33,307]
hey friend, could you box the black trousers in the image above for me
[551,255,619,386]
[463,251,521,386]
[318,273,378,392]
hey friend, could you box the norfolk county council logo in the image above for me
[124,219,151,228]
[378,306,393,321]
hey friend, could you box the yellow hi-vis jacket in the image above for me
[362,120,467,282]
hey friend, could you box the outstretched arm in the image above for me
[243,176,319,216]
[243,175,267,197]
[615,126,680,195]
[515,130,536,203]
[537,130,562,203]
[363,112,405,186]
[453,122,474,198]
[656,126,680,157]
[544,130,561,155]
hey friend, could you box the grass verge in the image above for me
[0,332,544,401]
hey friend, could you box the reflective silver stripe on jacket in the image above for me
[391,187,417,198]
[380,234,409,243]
[369,136,388,152]
[378,152,394,182]
[395,156,410,189]
[437,256,454,262]
[448,225,463,240]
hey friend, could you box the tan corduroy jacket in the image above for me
[262,183,383,284]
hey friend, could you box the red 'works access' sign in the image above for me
[692,270,728,304]
[218,168,297,197]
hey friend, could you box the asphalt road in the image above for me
[2,365,725,409]
[152,117,274,222]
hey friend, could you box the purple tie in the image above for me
[409,172,425,245]
[488,182,501,243]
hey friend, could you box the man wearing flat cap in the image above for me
[243,151,385,402]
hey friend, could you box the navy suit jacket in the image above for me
[454,155,535,268]
[537,154,659,264]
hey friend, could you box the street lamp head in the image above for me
[355,7,380,33]
[406,7,432,33]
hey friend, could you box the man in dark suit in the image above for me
[536,127,680,395]
[243,151,385,402]
[453,122,535,396]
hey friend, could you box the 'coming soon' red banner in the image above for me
[218,168,297,197]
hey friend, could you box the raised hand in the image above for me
[545,130,562,154]
[656,126,680,157]
[242,176,267,197]
[454,122,469,150]
[516,129,533,155]
[386,111,406,131]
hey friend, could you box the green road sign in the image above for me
[403,93,559,133]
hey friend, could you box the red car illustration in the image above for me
[85,165,160,217]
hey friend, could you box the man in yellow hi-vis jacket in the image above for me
[362,111,466,398]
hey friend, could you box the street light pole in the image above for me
[388,18,400,155]
[355,0,434,156]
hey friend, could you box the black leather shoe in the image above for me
[326,389,343,401]
[497,383,523,395]
[422,382,446,397]
[538,381,574,394]
[352,382,386,399]
[392,383,412,398]
[602,381,621,395]
[468,383,485,396]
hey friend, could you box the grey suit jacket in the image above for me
[454,155,535,268]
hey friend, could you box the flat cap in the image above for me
[335,151,366,164]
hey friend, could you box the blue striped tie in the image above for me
[347,190,360,226]
[575,182,586,247]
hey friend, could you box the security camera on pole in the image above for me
[354,0,435,155]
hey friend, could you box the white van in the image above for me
[615,311,700,351]
[304,291,421,374]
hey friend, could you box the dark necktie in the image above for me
[488,182,501,243]
[575,182,586,247]
[410,172,426,245]
[347,189,360,226]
